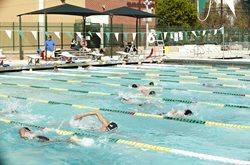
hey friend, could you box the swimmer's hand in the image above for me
[74,114,83,120]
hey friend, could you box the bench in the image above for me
[27,55,42,65]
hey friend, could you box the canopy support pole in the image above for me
[18,16,24,60]
[110,15,113,58]
[45,13,48,60]
[82,16,86,39]
[136,18,139,54]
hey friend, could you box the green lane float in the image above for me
[0,93,250,130]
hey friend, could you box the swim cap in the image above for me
[184,109,193,116]
[149,91,156,95]
[132,84,138,88]
[149,82,154,86]
[23,127,31,132]
[107,122,118,131]
[36,135,50,142]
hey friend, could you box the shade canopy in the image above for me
[18,3,101,17]
[103,6,156,18]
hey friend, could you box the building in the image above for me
[86,0,155,27]
[0,0,86,23]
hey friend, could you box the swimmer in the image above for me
[158,109,193,118]
[69,136,95,147]
[132,83,156,97]
[149,82,154,86]
[19,127,51,142]
[74,110,118,132]
[202,83,222,88]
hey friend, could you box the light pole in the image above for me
[143,0,152,50]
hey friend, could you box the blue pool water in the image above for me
[0,63,250,165]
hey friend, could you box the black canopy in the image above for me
[103,6,156,18]
[18,3,101,16]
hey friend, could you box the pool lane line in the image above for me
[59,68,250,84]
[142,64,250,74]
[118,64,250,75]
[0,93,250,129]
[0,75,246,92]
[1,81,250,109]
[1,78,249,99]
[88,66,250,79]
[143,63,249,71]
[1,119,249,165]
[22,71,250,89]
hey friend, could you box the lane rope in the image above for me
[58,68,250,84]
[21,71,250,89]
[0,93,250,129]
[0,118,249,165]
[1,81,250,109]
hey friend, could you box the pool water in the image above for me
[0,63,250,165]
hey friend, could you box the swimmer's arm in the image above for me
[74,111,109,127]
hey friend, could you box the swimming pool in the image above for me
[0,63,250,165]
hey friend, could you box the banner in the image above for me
[45,32,50,37]
[105,32,110,42]
[66,32,73,38]
[214,29,218,35]
[140,32,145,41]
[219,27,224,35]
[132,33,136,41]
[114,33,119,41]
[156,32,162,40]
[174,32,179,42]
[18,30,25,38]
[76,32,82,39]
[163,32,168,39]
[123,32,128,41]
[202,30,206,36]
[170,32,174,39]
[96,32,101,39]
[178,32,183,40]
[224,0,236,16]
[5,30,12,39]
[54,32,60,39]
[31,31,37,40]
[191,31,197,37]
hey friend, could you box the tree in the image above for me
[156,0,199,27]
[233,0,249,28]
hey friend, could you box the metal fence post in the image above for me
[38,22,40,50]
[19,16,24,60]
[12,22,15,51]
[61,22,63,49]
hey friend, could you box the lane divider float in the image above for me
[0,93,250,129]
[1,81,250,109]
[0,118,249,165]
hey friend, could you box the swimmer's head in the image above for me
[149,91,156,96]
[19,127,32,139]
[184,109,193,116]
[107,122,118,131]
[132,84,138,88]
[149,82,154,86]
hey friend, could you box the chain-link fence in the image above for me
[0,22,249,57]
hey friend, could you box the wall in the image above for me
[0,0,86,23]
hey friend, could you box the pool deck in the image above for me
[0,57,249,73]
